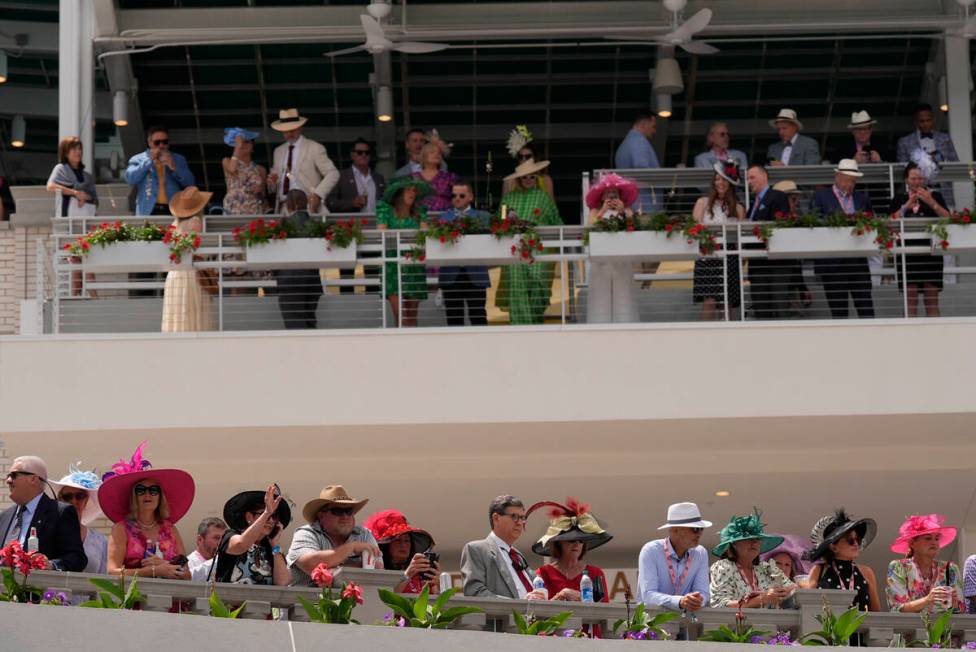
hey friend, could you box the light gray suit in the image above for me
[460,536,533,599]
[766,134,821,166]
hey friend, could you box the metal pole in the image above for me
[900,220,909,318]
[722,224,730,322]
[945,35,974,212]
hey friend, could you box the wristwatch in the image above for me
[271,545,282,556]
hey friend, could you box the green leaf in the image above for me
[229,602,246,619]
[209,590,230,618]
[412,584,430,621]
[78,599,102,608]
[436,606,483,623]
[512,609,528,634]
[432,586,456,614]
[612,618,626,636]
[378,589,415,621]
[298,596,322,622]
[89,577,125,601]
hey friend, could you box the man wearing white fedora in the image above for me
[837,111,886,164]
[637,502,712,612]
[812,159,875,319]
[267,108,340,214]
[767,109,821,167]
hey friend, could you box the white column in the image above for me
[945,35,973,211]
[59,0,94,170]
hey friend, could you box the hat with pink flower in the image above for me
[890,513,956,555]
[585,173,639,210]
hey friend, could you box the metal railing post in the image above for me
[722,224,730,322]
[217,234,224,332]
[900,220,909,318]
[559,227,567,326]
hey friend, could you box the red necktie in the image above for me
[283,145,294,194]
[507,547,533,593]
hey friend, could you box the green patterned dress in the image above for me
[495,187,563,324]
[377,201,429,300]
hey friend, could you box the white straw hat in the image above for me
[658,502,713,530]
[769,108,803,131]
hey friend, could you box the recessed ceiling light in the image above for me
[714,490,731,497]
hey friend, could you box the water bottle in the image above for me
[145,539,156,558]
[439,572,453,594]
[580,569,594,603]
[26,527,39,553]
[532,572,548,600]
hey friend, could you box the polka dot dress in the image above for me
[819,559,870,610]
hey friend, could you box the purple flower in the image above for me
[930,645,940,649]
[42,590,55,601]
[647,630,659,640]
[625,631,647,640]
[751,636,765,644]
[561,630,576,637]
[964,643,976,650]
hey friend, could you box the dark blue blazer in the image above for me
[0,494,87,572]
[437,208,491,288]
[811,187,875,275]
[811,187,873,217]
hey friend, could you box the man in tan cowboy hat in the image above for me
[837,111,886,164]
[767,108,821,167]
[267,108,339,214]
[285,484,381,586]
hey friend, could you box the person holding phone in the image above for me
[212,485,291,586]
[709,509,793,608]
[363,509,440,594]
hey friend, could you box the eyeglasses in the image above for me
[451,193,469,199]
[133,484,161,496]
[59,491,88,503]
[501,512,528,524]
[326,507,354,516]
[152,139,169,146]
[715,131,730,137]
[352,149,370,155]
[5,471,35,481]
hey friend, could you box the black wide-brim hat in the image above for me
[531,524,612,556]
[805,509,877,561]
[223,489,292,533]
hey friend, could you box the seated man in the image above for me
[460,495,546,599]
[0,456,87,571]
[286,485,381,586]
[187,516,227,582]
[638,502,712,611]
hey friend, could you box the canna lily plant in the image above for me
[298,563,363,625]
[377,584,483,629]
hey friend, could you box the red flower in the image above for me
[450,231,459,239]
[884,241,893,249]
[360,218,368,226]
[1,541,20,566]
[521,250,530,259]
[626,225,635,232]
[277,231,286,239]
[232,226,241,236]
[419,254,426,262]
[963,215,971,224]
[511,245,517,254]
[439,236,447,243]
[29,552,48,570]
[341,582,364,605]
[193,235,202,248]
[325,233,334,241]
[169,253,177,262]
[527,239,536,247]
[941,240,949,250]
[533,208,541,216]
[665,224,673,233]
[854,230,864,237]
[81,241,90,251]
[63,243,71,251]
[311,563,333,588]
[536,244,543,252]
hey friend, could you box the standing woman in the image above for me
[413,141,458,213]
[496,159,563,325]
[802,510,881,613]
[50,463,108,575]
[502,126,555,199]
[585,173,639,324]
[221,127,267,216]
[48,137,99,296]
[377,178,431,327]
[891,162,950,318]
[98,442,194,580]
[691,160,745,321]
[886,514,966,613]
[161,187,214,332]
[212,484,291,585]
[709,510,793,608]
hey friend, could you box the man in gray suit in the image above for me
[460,495,547,599]
[767,108,821,167]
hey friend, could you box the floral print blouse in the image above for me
[412,170,458,213]
[885,559,967,613]
[709,558,794,608]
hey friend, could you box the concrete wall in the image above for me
[0,220,51,335]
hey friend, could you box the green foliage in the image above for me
[909,609,954,648]
[378,585,483,629]
[209,588,245,619]
[699,620,770,643]
[799,601,867,646]
[79,575,142,610]
[0,568,41,603]
[512,609,573,636]
[612,602,679,640]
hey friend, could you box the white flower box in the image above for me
[588,231,700,262]
[766,227,878,258]
[423,234,523,266]
[245,238,357,269]
[931,224,976,253]
[82,241,192,273]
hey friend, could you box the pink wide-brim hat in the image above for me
[760,533,813,575]
[95,442,195,524]
[585,173,639,210]
[890,514,957,555]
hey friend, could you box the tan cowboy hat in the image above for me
[302,484,369,523]
[768,108,803,131]
[169,186,213,218]
[503,159,550,181]
[847,111,877,129]
[834,158,864,178]
[772,180,802,195]
[271,108,308,132]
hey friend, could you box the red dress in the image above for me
[537,564,609,637]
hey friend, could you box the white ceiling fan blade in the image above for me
[681,40,719,55]
[603,35,662,44]
[393,41,450,54]
[324,45,368,58]
[666,7,712,43]
[963,14,976,37]
[360,14,387,42]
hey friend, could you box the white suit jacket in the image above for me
[271,137,340,209]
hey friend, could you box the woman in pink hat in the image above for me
[98,442,195,580]
[885,514,966,613]
[585,173,639,324]
[363,509,439,594]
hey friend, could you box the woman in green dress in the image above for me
[377,178,432,327]
[497,159,563,324]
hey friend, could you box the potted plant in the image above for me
[236,217,362,270]
[761,211,896,257]
[297,563,363,625]
[66,221,198,272]
[588,213,717,261]
[612,602,679,640]
[0,541,48,603]
[377,584,483,629]
[415,216,497,265]
[929,209,975,252]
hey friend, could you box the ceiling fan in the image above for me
[324,13,450,58]
[607,0,719,55]
[950,0,976,38]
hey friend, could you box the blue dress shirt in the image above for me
[13,493,43,546]
[125,149,196,216]
[748,186,770,221]
[615,129,660,211]
[637,537,710,610]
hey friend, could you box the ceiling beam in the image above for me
[92,0,145,159]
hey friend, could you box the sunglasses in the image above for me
[6,471,36,481]
[843,534,860,546]
[688,527,704,534]
[352,149,370,155]
[715,131,730,137]
[522,175,537,181]
[326,507,354,516]
[501,512,528,524]
[59,491,88,502]
[152,139,169,146]
[134,484,161,496]
[518,154,533,161]
[451,193,469,199]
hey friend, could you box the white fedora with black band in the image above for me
[847,111,877,129]
[657,502,713,530]
[834,158,864,178]
[768,108,803,131]
[271,108,308,132]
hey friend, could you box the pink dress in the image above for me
[412,170,458,212]
[123,520,180,569]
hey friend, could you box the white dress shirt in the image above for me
[187,549,215,582]
[488,531,530,598]
[277,135,305,200]
[352,166,378,213]
[781,133,798,166]
[11,493,43,546]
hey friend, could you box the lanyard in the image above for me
[737,564,759,592]
[918,559,940,594]
[664,542,692,594]
[830,561,856,592]
[832,186,854,215]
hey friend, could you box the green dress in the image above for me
[495,188,563,324]
[377,201,428,300]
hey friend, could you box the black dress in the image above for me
[818,560,870,646]
[891,191,947,291]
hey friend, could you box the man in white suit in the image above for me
[267,108,340,213]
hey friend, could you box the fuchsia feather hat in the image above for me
[96,441,195,524]
[890,514,956,555]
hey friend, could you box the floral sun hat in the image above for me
[49,463,104,526]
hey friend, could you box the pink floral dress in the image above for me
[885,558,966,612]
[412,170,458,212]
[123,520,180,569]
